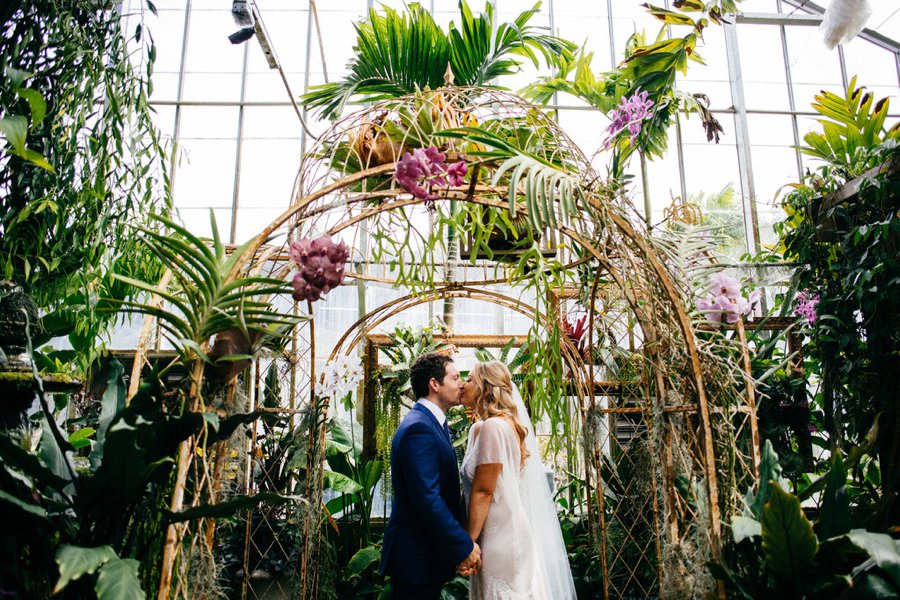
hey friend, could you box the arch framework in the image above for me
[144,88,760,600]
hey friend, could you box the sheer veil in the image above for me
[511,384,577,599]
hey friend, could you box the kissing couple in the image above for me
[380,352,576,599]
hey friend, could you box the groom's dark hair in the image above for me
[410,352,454,399]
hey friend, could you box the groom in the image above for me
[380,352,481,599]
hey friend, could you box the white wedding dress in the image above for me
[461,411,576,600]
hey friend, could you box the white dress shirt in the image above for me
[417,398,447,426]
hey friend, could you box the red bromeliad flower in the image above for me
[563,315,589,358]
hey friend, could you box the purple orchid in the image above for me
[289,235,349,302]
[696,273,761,327]
[602,88,655,150]
[794,290,820,324]
[393,146,468,201]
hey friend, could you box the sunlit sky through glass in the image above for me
[124,0,899,253]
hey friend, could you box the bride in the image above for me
[459,361,576,599]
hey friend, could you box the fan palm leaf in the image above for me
[300,1,575,120]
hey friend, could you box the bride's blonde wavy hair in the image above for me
[469,361,530,469]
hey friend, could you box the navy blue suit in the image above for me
[380,403,474,590]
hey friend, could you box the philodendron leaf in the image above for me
[847,530,900,589]
[323,470,364,494]
[818,450,850,539]
[760,482,818,584]
[345,545,381,578]
[745,439,785,519]
[95,558,145,600]
[54,545,117,593]
[731,515,762,544]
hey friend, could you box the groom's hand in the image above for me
[456,542,481,576]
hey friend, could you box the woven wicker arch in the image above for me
[147,87,758,600]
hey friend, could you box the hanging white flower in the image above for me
[315,355,364,401]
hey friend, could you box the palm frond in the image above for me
[299,1,575,121]
[109,211,305,366]
[300,5,450,120]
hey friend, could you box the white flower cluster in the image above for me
[315,354,364,401]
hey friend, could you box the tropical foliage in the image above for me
[800,76,900,179]
[774,81,899,527]
[523,0,740,175]
[300,1,576,120]
[0,0,172,373]
[711,442,900,598]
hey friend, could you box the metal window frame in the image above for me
[155,0,900,256]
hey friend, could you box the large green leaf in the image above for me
[0,115,28,152]
[744,439,784,519]
[847,530,900,589]
[345,545,381,578]
[324,470,364,494]
[731,515,761,544]
[760,482,818,584]
[95,558,145,600]
[818,450,850,539]
[40,414,74,484]
[90,359,126,469]
[54,544,118,593]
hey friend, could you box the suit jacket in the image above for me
[380,402,474,585]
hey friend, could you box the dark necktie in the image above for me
[442,420,452,445]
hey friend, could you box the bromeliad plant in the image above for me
[111,211,303,385]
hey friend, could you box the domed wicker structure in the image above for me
[149,87,760,599]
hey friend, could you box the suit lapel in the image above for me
[413,403,454,456]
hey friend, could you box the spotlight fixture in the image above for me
[229,0,255,45]
[228,26,255,44]
[231,0,252,26]
[226,0,278,69]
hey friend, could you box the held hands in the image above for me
[456,542,481,576]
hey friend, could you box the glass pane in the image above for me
[746,114,796,147]
[147,8,187,73]
[177,207,234,239]
[682,143,741,205]
[184,7,246,74]
[177,106,240,139]
[173,139,238,208]
[785,27,843,86]
[738,24,789,111]
[682,25,730,87]
[557,109,606,164]
[842,37,900,88]
[181,71,244,102]
[242,106,303,140]
[236,139,302,210]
